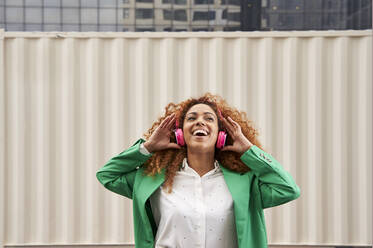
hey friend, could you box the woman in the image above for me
[96,93,300,248]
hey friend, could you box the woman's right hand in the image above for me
[143,113,181,153]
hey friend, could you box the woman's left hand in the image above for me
[221,116,254,155]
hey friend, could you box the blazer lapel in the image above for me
[220,164,250,206]
[137,167,166,206]
[220,163,250,244]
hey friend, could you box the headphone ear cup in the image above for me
[174,128,185,146]
[216,131,227,149]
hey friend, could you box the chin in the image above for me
[187,141,215,151]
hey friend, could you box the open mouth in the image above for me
[192,129,209,138]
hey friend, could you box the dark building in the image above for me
[262,0,372,30]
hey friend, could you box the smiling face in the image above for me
[182,103,219,153]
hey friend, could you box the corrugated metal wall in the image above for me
[0,29,371,247]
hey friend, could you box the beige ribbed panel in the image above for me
[0,29,5,248]
[0,30,371,247]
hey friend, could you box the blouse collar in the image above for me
[180,157,221,174]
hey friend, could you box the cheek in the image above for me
[211,131,219,140]
[182,125,191,136]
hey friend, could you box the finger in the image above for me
[227,116,237,126]
[165,114,177,130]
[221,117,235,135]
[160,113,175,128]
[228,117,240,128]
[159,117,170,128]
[167,143,181,150]
[221,116,232,129]
[221,145,234,152]
[227,117,241,130]
[222,122,234,138]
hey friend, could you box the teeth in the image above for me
[193,130,208,136]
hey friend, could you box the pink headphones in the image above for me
[174,108,227,149]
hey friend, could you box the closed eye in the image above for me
[187,117,214,121]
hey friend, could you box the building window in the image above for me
[193,11,215,20]
[175,0,187,4]
[162,0,187,4]
[44,8,61,23]
[123,8,130,19]
[163,9,187,21]
[227,11,240,22]
[6,7,23,23]
[163,9,172,20]
[192,27,213,31]
[26,0,43,7]
[62,0,79,7]
[136,27,155,31]
[43,0,61,7]
[194,0,214,4]
[99,0,117,7]
[62,8,79,24]
[175,9,187,21]
[81,8,97,24]
[99,8,116,24]
[81,0,98,6]
[222,8,227,19]
[136,8,153,19]
[221,0,240,5]
[223,25,240,31]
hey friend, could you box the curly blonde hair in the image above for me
[143,92,265,193]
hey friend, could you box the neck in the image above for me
[186,148,215,177]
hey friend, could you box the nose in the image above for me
[196,118,206,126]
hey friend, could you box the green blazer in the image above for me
[96,138,300,248]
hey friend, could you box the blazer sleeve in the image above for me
[240,145,301,209]
[96,138,153,199]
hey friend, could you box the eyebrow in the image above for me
[186,112,215,116]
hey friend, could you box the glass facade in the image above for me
[0,0,371,31]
